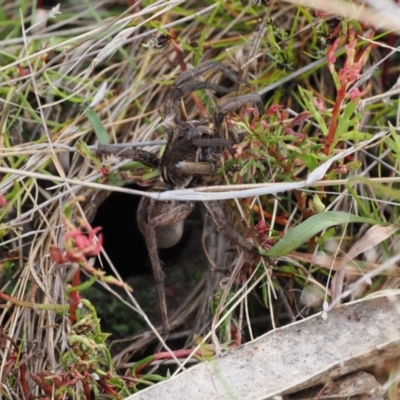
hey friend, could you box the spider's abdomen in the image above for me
[137,192,194,250]
[151,200,185,248]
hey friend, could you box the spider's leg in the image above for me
[163,61,250,122]
[174,60,249,88]
[192,138,235,157]
[96,144,159,169]
[179,82,232,96]
[213,94,262,134]
[137,198,194,340]
[204,200,277,267]
[217,94,262,114]
[163,82,232,123]
[203,200,255,253]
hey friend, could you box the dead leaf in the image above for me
[331,224,400,301]
[128,294,400,400]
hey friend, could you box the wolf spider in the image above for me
[98,61,261,338]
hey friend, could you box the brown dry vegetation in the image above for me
[1,0,400,399]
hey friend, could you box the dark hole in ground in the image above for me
[91,184,192,278]
[89,184,207,354]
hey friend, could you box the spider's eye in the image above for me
[178,126,188,139]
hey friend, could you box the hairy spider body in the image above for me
[137,182,193,249]
[159,122,215,188]
[98,61,261,339]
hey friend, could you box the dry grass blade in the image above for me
[331,224,400,301]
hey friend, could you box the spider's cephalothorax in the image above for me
[97,61,261,339]
[159,121,214,189]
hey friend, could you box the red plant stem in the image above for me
[83,382,93,400]
[0,291,35,309]
[168,26,185,72]
[231,325,240,347]
[324,84,347,155]
[242,199,288,225]
[69,269,81,325]
[0,290,68,313]
[134,348,206,375]
[19,363,29,397]
[30,372,53,395]
[155,348,205,360]
[0,332,29,396]
[97,379,121,397]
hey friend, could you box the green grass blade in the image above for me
[85,108,109,145]
[264,211,382,257]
